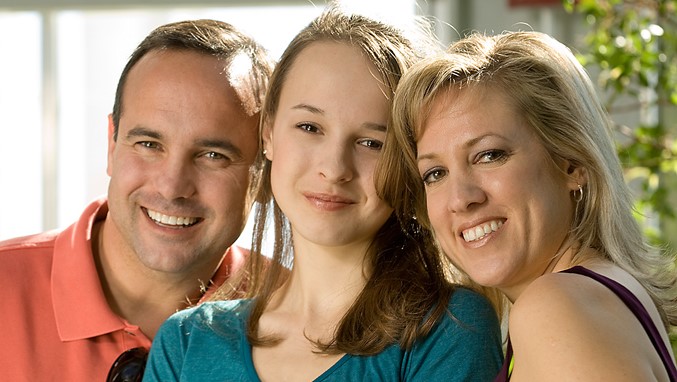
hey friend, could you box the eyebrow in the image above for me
[292,103,324,115]
[364,122,387,133]
[126,126,161,140]
[291,103,387,132]
[126,126,243,159]
[417,133,501,162]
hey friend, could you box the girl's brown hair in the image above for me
[214,3,466,355]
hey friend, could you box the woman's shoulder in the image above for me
[510,267,617,327]
[508,267,665,380]
[164,298,254,332]
[512,264,645,321]
[441,286,501,332]
[407,286,503,378]
[447,287,497,316]
[147,301,255,381]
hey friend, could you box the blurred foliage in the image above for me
[564,0,677,246]
[564,0,677,358]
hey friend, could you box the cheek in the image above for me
[109,153,147,190]
[208,171,252,223]
[425,191,446,229]
[269,141,309,185]
[269,157,290,198]
[361,159,380,195]
[215,168,252,202]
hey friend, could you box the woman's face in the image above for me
[263,41,393,251]
[416,87,578,300]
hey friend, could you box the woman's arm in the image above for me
[509,273,666,381]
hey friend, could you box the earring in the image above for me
[262,149,267,155]
[573,184,583,203]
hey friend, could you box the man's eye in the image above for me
[137,141,159,149]
[204,152,228,161]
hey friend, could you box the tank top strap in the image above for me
[561,266,677,381]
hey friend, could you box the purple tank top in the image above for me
[494,266,677,381]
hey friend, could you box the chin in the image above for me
[458,265,502,288]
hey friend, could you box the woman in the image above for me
[143,5,503,381]
[376,31,677,381]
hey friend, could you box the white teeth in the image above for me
[462,220,503,242]
[147,209,197,227]
[490,220,498,231]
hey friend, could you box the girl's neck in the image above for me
[267,237,372,319]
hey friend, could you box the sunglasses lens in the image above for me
[106,347,149,382]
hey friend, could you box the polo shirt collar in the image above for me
[52,197,126,341]
[51,198,246,341]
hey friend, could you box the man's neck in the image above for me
[91,220,217,339]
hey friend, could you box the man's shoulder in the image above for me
[227,245,250,257]
[0,229,60,255]
[0,197,106,256]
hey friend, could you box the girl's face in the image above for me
[263,41,393,251]
[416,87,579,300]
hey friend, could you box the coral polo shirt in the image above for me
[0,197,246,381]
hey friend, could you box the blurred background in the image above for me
[0,0,675,256]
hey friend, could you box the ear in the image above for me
[562,159,588,192]
[106,114,116,177]
[261,121,273,161]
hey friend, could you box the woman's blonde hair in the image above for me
[376,30,677,328]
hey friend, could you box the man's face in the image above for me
[106,49,258,275]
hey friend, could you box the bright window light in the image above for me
[0,12,43,240]
[0,2,417,244]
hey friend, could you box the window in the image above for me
[0,1,416,243]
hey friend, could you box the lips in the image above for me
[461,219,504,242]
[304,192,355,210]
[146,208,199,227]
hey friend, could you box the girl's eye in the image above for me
[296,123,320,133]
[476,149,507,164]
[358,139,383,150]
[421,168,447,185]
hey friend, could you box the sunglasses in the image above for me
[106,347,149,382]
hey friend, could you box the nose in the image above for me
[318,142,354,183]
[443,175,486,213]
[153,155,197,200]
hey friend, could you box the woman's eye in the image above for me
[421,168,446,185]
[358,139,383,150]
[296,123,319,133]
[476,149,507,164]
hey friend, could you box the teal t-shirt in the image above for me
[143,287,503,381]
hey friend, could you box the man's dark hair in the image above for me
[111,19,274,140]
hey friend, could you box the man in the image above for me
[0,19,273,381]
